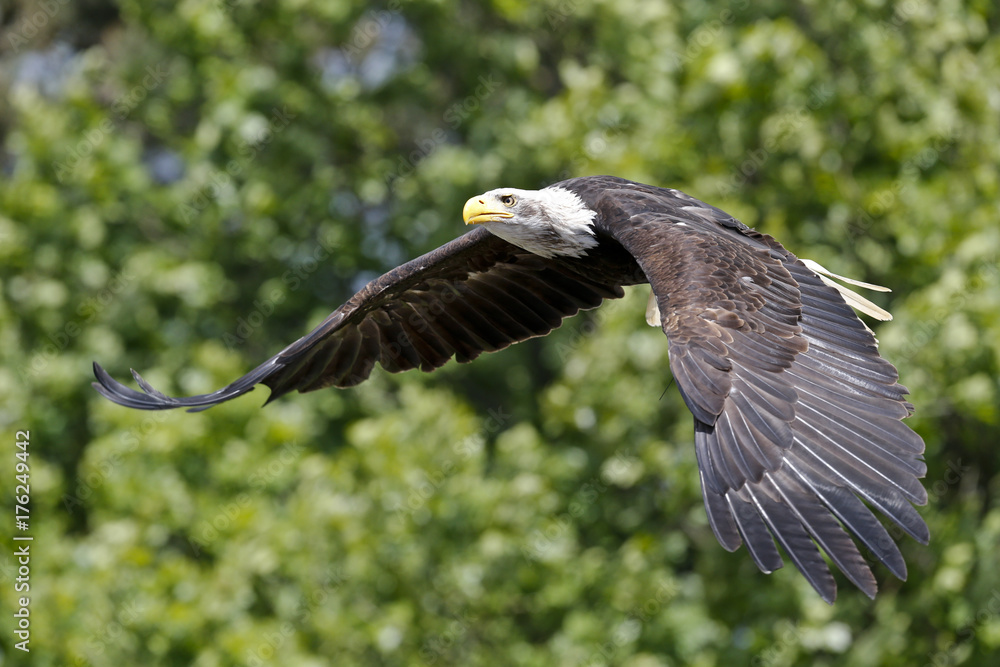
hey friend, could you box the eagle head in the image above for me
[463,186,599,258]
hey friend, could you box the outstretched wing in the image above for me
[608,209,927,603]
[93,226,635,411]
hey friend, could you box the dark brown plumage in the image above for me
[93,175,927,602]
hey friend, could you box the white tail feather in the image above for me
[645,290,661,327]
[800,258,893,321]
[800,258,891,292]
[638,260,892,332]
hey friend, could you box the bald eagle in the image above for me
[93,175,926,603]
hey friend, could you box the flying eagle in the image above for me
[93,175,927,603]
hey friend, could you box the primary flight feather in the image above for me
[93,175,927,603]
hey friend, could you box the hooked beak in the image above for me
[463,197,514,225]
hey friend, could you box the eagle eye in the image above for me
[500,194,516,206]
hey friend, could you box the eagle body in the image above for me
[94,175,927,603]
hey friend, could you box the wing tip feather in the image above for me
[91,360,258,411]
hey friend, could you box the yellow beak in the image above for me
[463,197,514,225]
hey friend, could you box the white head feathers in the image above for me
[466,186,599,258]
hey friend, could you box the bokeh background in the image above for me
[2,1,999,665]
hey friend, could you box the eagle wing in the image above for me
[608,209,927,603]
[93,226,632,411]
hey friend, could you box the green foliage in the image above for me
[2,0,999,665]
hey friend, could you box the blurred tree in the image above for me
[1,0,998,665]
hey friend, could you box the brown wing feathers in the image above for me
[607,208,926,603]
[92,227,629,411]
